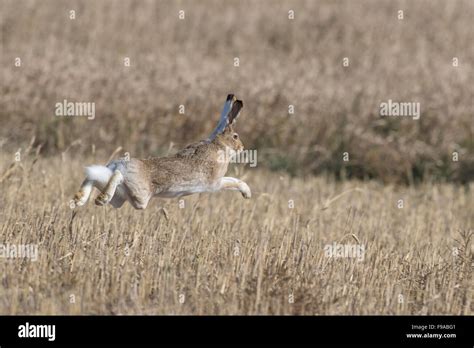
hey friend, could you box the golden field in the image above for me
[0,0,472,315]
[0,151,472,314]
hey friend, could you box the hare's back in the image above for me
[142,157,208,185]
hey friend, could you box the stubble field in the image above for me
[0,152,472,314]
[0,0,472,315]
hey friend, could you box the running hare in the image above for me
[73,94,251,210]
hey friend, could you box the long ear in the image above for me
[227,100,243,125]
[208,94,236,141]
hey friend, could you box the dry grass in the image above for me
[0,0,472,315]
[1,0,473,183]
[0,151,472,314]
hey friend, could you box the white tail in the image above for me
[85,165,113,187]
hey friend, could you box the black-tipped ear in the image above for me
[208,94,238,141]
[228,100,243,124]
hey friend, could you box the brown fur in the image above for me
[73,96,250,210]
[137,126,243,195]
[91,125,247,209]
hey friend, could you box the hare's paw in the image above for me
[95,192,110,206]
[240,182,251,199]
[74,191,86,206]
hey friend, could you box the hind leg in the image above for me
[109,184,128,208]
[123,182,152,210]
[95,170,124,206]
[73,179,94,206]
[128,196,151,210]
[127,189,152,210]
[110,194,126,208]
[121,162,152,210]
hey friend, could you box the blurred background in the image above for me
[1,0,473,183]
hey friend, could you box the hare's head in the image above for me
[216,125,244,152]
[209,94,244,153]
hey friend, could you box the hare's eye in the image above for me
[233,134,239,140]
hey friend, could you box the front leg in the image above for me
[218,177,251,199]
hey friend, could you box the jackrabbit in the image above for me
[73,94,251,210]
